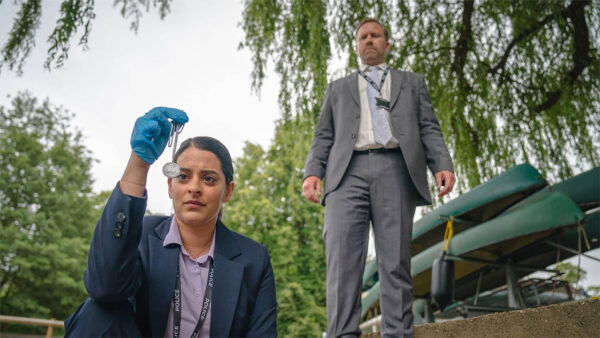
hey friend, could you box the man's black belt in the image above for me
[353,147,401,155]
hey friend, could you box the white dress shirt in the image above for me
[354,63,400,150]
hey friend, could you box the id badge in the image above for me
[375,97,390,110]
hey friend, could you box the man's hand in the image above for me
[435,170,456,197]
[302,176,322,204]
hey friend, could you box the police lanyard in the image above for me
[173,260,214,338]
[358,67,390,96]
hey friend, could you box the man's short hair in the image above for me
[355,18,390,41]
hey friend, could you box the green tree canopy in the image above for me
[241,0,599,190]
[3,1,599,335]
[0,92,103,334]
[224,120,327,336]
[4,0,597,190]
[233,1,599,333]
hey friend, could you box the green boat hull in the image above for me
[506,167,600,213]
[451,211,599,302]
[363,163,547,290]
[412,163,546,256]
[361,192,584,317]
[361,167,599,318]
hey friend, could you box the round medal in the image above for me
[162,121,185,178]
[162,161,180,178]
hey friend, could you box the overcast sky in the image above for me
[1,1,598,289]
[1,1,281,216]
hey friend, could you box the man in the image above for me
[303,18,455,337]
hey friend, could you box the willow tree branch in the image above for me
[451,0,474,92]
[535,0,593,112]
[487,13,555,76]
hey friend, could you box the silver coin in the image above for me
[162,162,180,178]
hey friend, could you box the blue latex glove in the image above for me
[130,107,189,164]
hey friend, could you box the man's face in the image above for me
[355,22,390,66]
[168,147,234,229]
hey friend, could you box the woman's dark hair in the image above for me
[173,136,234,185]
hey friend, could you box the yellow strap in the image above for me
[442,216,454,252]
[578,222,591,251]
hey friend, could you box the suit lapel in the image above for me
[148,217,179,336]
[346,71,360,107]
[348,70,404,108]
[210,220,244,338]
[390,69,406,110]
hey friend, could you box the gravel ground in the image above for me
[362,299,600,338]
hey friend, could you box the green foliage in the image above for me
[554,261,587,285]
[553,262,599,297]
[0,0,173,74]
[587,285,600,296]
[242,0,600,191]
[114,0,174,33]
[1,0,41,75]
[235,0,600,332]
[231,3,335,333]
[240,0,330,120]
[2,1,599,334]
[45,0,95,70]
[0,92,102,334]
[224,115,328,336]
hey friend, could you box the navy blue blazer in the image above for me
[84,185,277,337]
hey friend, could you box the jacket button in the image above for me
[117,212,126,222]
[351,133,356,139]
[113,229,122,238]
[116,221,124,230]
[355,114,360,119]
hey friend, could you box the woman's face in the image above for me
[168,146,234,228]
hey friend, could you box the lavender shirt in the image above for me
[163,217,215,338]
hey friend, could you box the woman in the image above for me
[65,107,277,337]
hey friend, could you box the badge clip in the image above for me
[375,97,390,110]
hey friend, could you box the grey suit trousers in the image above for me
[324,150,417,338]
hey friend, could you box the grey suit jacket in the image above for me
[303,69,454,206]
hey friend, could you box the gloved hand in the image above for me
[130,107,189,164]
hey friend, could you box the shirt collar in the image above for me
[163,216,216,261]
[360,62,388,72]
